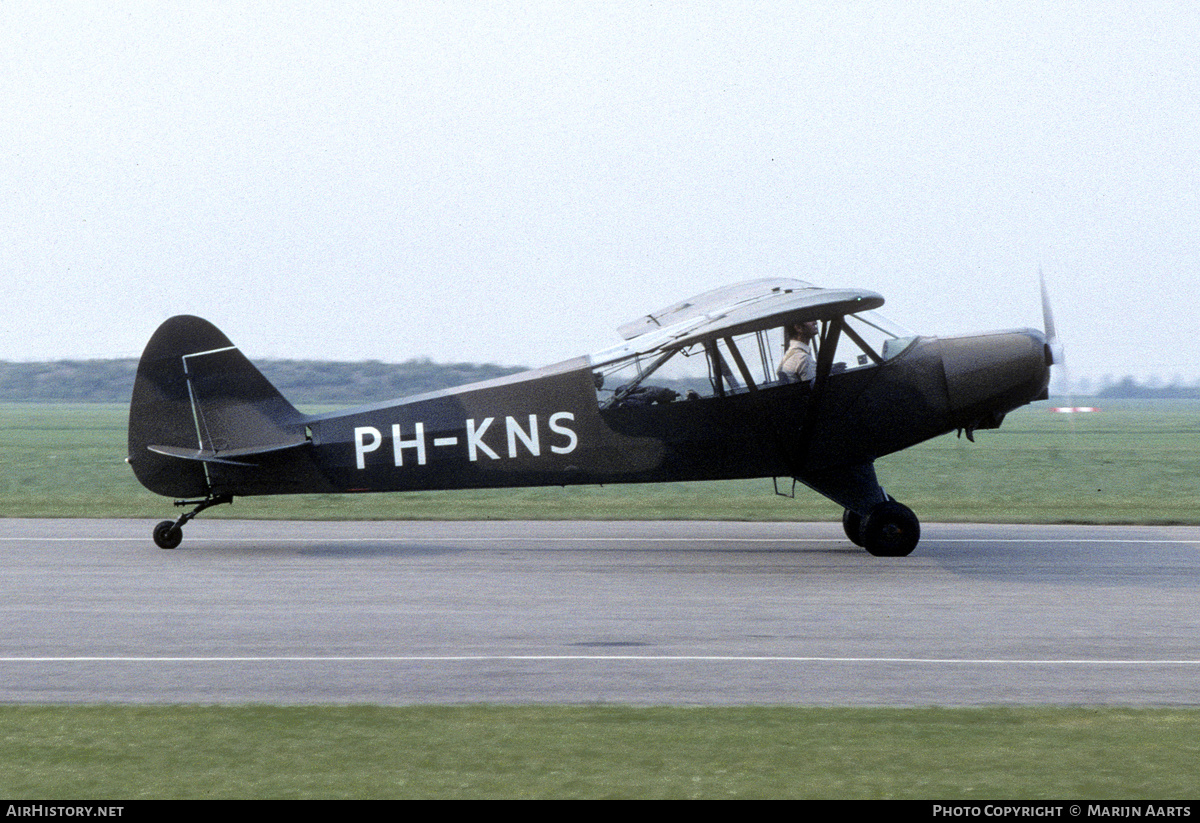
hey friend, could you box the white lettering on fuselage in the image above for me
[548,411,577,454]
[354,412,577,470]
[355,426,381,469]
[391,422,426,466]
[506,414,539,457]
[466,418,498,461]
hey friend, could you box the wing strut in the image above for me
[791,316,844,469]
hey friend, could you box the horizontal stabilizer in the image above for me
[147,440,310,467]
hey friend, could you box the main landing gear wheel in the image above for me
[860,500,920,557]
[153,520,183,550]
[842,509,865,546]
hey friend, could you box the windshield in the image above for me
[833,311,918,368]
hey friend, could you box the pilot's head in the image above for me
[787,320,819,343]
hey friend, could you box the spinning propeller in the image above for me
[1040,268,1065,369]
[1040,268,1073,409]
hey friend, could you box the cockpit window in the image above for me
[833,311,918,369]
[594,344,709,407]
[593,310,918,408]
[595,328,790,407]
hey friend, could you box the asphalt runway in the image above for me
[1,518,1198,705]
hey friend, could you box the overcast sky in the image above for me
[4,2,1198,388]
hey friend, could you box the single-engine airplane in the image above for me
[128,277,1058,555]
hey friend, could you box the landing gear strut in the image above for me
[152,494,233,549]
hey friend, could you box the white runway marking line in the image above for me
[4,655,1200,665]
[2,536,1199,545]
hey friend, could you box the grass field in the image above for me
[2,399,1196,523]
[3,705,1199,799]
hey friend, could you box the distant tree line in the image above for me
[1094,376,1200,399]
[0,360,140,403]
[0,359,526,405]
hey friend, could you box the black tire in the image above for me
[860,501,920,557]
[842,509,865,546]
[153,520,183,550]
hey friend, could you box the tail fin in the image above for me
[127,316,307,498]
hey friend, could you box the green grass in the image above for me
[2,400,1198,522]
[2,705,1197,799]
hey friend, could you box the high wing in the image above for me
[593,278,884,366]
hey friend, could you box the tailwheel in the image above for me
[150,493,233,550]
[842,508,865,546]
[860,500,920,557]
[153,520,183,550]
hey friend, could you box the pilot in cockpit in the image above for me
[778,320,818,384]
